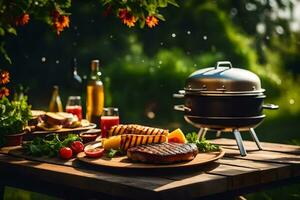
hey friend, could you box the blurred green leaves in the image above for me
[0,42,11,64]
[0,0,178,65]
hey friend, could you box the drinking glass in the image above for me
[101,107,120,138]
[65,96,82,120]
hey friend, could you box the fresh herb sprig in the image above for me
[186,132,220,152]
[106,148,123,158]
[23,133,81,157]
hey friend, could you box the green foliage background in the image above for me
[1,0,300,140]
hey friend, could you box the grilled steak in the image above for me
[127,143,198,164]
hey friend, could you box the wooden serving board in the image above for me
[77,149,225,169]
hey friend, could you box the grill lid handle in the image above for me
[262,104,279,110]
[215,61,232,69]
[174,105,191,112]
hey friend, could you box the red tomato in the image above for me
[84,148,104,158]
[71,141,84,154]
[59,147,73,159]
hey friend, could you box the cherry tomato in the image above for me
[59,147,73,159]
[71,141,84,154]
[84,148,104,158]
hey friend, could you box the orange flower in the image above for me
[118,9,137,28]
[0,87,9,98]
[16,13,30,26]
[52,10,70,35]
[0,70,10,85]
[123,15,137,27]
[146,16,159,28]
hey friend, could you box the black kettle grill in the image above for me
[174,61,278,156]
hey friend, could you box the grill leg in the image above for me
[249,128,263,150]
[198,128,207,140]
[233,129,247,157]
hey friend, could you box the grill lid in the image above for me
[185,61,264,94]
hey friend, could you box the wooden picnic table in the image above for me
[0,138,299,199]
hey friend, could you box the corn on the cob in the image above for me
[107,124,168,137]
[120,134,167,151]
[103,135,121,150]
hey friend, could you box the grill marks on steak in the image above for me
[127,143,198,164]
[136,143,191,156]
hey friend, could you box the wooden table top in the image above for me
[0,138,299,199]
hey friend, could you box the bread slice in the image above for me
[29,110,46,126]
[31,110,46,117]
[57,112,79,127]
[44,112,66,126]
[57,112,76,120]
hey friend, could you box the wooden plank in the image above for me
[220,147,300,165]
[0,154,228,200]
[205,164,260,190]
[217,157,292,183]
[0,147,230,199]
[157,162,221,181]
[160,162,261,191]
[0,145,21,154]
[158,160,285,196]
[206,141,297,187]
[211,138,300,154]
[209,139,300,165]
[0,154,165,200]
[5,147,76,167]
[154,173,228,200]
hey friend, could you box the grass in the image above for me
[3,186,60,200]
[246,183,300,200]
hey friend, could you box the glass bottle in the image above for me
[49,85,63,112]
[70,58,82,92]
[67,58,83,96]
[86,60,104,124]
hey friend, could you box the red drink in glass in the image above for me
[101,116,120,138]
[66,105,82,120]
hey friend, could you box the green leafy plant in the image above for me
[23,133,81,157]
[0,69,31,146]
[0,96,31,136]
[186,132,220,152]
